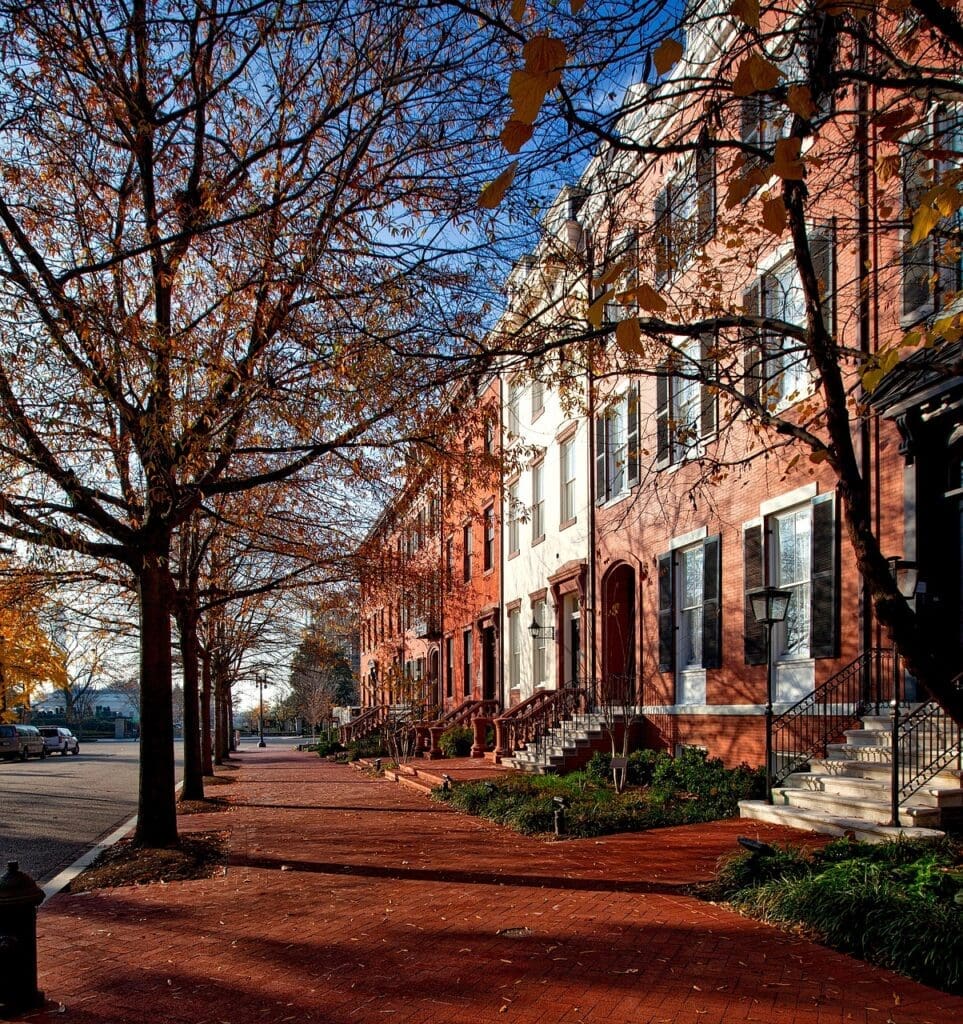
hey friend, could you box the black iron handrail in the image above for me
[495,682,588,759]
[771,648,895,787]
[894,699,962,803]
[340,704,389,744]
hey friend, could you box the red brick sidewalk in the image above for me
[25,749,963,1024]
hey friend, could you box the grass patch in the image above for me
[433,748,764,838]
[705,835,963,993]
[65,831,228,892]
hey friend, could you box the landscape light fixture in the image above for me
[747,586,792,805]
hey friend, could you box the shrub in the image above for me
[313,739,344,757]
[439,726,473,758]
[711,837,963,994]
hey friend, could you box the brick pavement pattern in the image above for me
[28,749,963,1024]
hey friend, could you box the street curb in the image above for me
[41,780,184,900]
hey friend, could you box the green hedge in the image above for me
[707,836,963,993]
[434,748,764,838]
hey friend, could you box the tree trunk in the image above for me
[134,557,178,848]
[201,645,213,775]
[176,607,205,801]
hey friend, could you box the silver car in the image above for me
[0,724,47,761]
[39,726,80,756]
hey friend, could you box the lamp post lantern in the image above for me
[255,671,270,749]
[528,616,555,642]
[748,586,792,805]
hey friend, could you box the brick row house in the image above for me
[354,3,963,834]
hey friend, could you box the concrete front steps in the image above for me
[505,713,617,775]
[353,756,510,797]
[740,713,962,842]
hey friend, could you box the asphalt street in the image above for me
[0,739,184,883]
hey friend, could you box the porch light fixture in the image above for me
[528,617,555,642]
[886,557,919,599]
[748,586,792,805]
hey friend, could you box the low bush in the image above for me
[435,747,763,838]
[312,738,344,757]
[709,837,963,993]
[439,726,473,758]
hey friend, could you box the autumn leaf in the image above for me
[731,53,782,97]
[570,0,586,12]
[633,283,668,313]
[729,0,760,29]
[587,289,615,328]
[725,175,754,209]
[478,161,518,210]
[593,254,633,289]
[875,153,900,183]
[653,38,684,76]
[508,68,561,124]
[910,203,942,245]
[615,317,644,354]
[772,136,805,179]
[787,85,816,120]
[762,196,788,235]
[523,35,568,75]
[500,120,533,154]
[511,0,526,23]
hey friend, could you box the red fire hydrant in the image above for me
[0,860,45,1017]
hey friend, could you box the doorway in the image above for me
[481,625,497,701]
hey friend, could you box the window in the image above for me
[656,337,717,467]
[902,107,963,322]
[445,636,454,698]
[532,598,549,687]
[507,479,520,556]
[531,378,545,419]
[740,93,782,171]
[508,608,521,692]
[462,523,472,581]
[483,416,495,454]
[743,493,838,666]
[483,505,495,571]
[560,436,577,524]
[531,460,545,541]
[654,150,716,287]
[462,628,472,697]
[593,229,639,323]
[506,377,522,436]
[657,536,722,683]
[445,536,454,591]
[595,385,639,503]
[743,230,834,411]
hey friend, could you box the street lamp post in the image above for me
[256,671,270,749]
[748,586,792,805]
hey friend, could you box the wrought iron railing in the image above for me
[894,699,962,803]
[339,704,389,744]
[495,682,588,767]
[428,698,501,731]
[771,648,894,787]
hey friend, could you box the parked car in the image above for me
[39,726,80,756]
[0,724,47,761]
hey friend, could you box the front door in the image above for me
[481,626,497,701]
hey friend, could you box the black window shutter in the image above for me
[742,282,764,404]
[699,333,718,438]
[743,524,767,665]
[626,382,640,487]
[702,534,722,669]
[810,492,838,659]
[594,413,607,504]
[658,551,675,673]
[655,365,670,467]
[810,224,836,336]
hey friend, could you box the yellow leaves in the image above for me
[731,53,781,97]
[615,317,643,354]
[510,0,526,22]
[875,153,900,184]
[508,67,561,124]
[653,38,684,76]
[593,254,633,290]
[787,85,816,120]
[729,0,760,29]
[933,311,963,344]
[724,166,768,209]
[772,137,805,180]
[761,196,788,235]
[523,35,568,75]
[500,120,533,154]
[478,161,518,210]
[626,283,668,313]
[587,289,615,328]
[910,184,963,245]
[861,346,903,393]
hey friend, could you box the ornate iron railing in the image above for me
[428,698,501,731]
[894,671,963,805]
[495,682,588,767]
[340,704,389,744]
[771,648,894,787]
